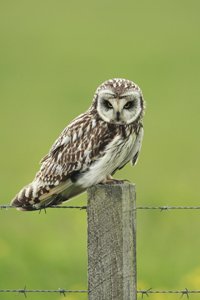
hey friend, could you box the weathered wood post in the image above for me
[87,183,137,300]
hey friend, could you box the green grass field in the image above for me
[0,1,200,299]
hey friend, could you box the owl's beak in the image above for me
[116,111,120,121]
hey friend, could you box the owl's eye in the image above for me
[124,101,134,109]
[103,100,113,109]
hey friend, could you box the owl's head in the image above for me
[92,78,145,125]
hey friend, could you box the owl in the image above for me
[11,78,145,211]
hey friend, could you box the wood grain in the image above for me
[87,183,137,300]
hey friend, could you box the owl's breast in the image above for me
[75,130,136,188]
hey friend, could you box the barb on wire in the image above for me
[139,287,152,298]
[18,285,27,298]
[181,288,189,299]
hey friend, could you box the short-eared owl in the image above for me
[11,78,145,211]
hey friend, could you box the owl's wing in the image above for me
[11,114,114,210]
[38,115,112,182]
[131,124,144,166]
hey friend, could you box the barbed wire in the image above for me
[1,204,200,298]
[137,288,200,298]
[0,287,88,298]
[137,205,200,211]
[1,287,200,297]
[1,204,200,211]
[0,204,87,210]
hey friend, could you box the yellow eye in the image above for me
[104,100,113,109]
[124,101,134,109]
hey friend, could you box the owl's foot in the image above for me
[100,175,128,185]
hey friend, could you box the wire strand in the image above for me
[137,288,198,298]
[0,288,199,297]
[0,204,87,210]
[2,204,200,210]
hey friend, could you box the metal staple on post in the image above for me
[87,183,137,300]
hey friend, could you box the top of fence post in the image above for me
[87,182,137,300]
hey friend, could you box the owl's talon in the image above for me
[100,179,126,185]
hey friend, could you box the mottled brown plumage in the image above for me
[11,78,145,210]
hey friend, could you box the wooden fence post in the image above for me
[87,183,137,300]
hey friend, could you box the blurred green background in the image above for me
[0,1,200,299]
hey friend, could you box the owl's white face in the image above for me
[96,88,143,125]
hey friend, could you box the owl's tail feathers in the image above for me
[11,181,43,211]
[10,180,58,211]
[11,179,85,211]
